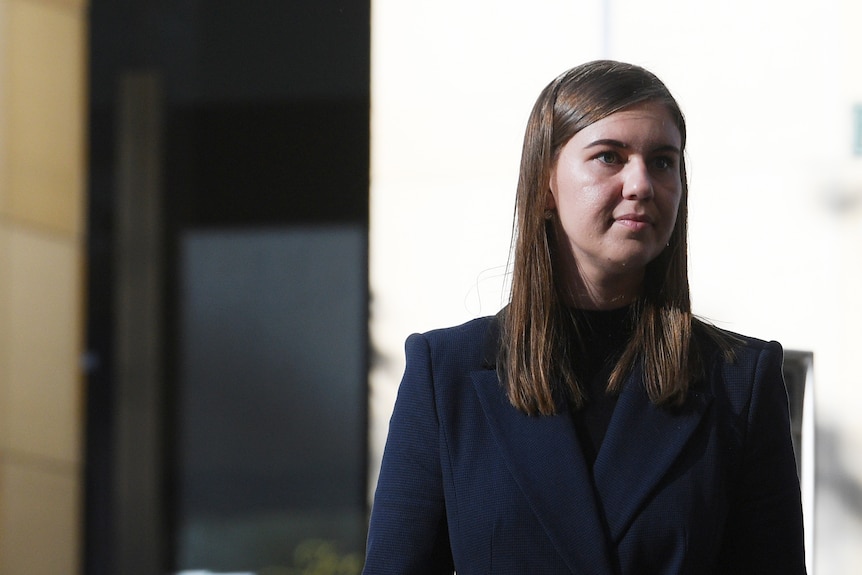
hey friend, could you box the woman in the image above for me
[363,60,806,574]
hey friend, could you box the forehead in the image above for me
[573,101,682,147]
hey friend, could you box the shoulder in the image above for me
[693,320,785,409]
[406,315,499,371]
[396,316,500,414]
[694,320,783,366]
[418,314,497,344]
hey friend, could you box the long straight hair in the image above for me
[501,60,705,416]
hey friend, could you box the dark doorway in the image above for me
[86,2,370,573]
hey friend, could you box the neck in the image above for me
[562,268,644,311]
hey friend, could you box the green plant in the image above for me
[259,539,362,575]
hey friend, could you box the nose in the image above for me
[622,158,654,200]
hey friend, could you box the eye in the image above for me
[651,155,676,171]
[595,151,621,165]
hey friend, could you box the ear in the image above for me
[546,166,558,210]
[545,190,557,211]
[546,174,557,210]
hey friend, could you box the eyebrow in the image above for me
[585,139,681,155]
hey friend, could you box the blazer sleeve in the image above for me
[362,333,455,575]
[715,341,807,574]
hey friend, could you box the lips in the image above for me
[614,212,654,230]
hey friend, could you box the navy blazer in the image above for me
[363,315,806,574]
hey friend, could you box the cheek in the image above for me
[657,181,683,214]
[571,185,618,224]
[555,171,604,208]
[660,192,683,236]
[671,191,683,219]
[666,194,681,219]
[556,187,601,222]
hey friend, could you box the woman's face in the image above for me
[548,101,683,293]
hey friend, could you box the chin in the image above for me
[616,245,666,267]
[610,253,656,272]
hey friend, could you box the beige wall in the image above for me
[0,0,86,572]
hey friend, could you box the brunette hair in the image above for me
[501,60,713,416]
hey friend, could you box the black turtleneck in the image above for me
[567,305,634,470]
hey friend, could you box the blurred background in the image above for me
[0,0,859,573]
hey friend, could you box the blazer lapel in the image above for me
[593,366,713,543]
[471,369,617,575]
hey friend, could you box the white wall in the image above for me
[370,1,862,573]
